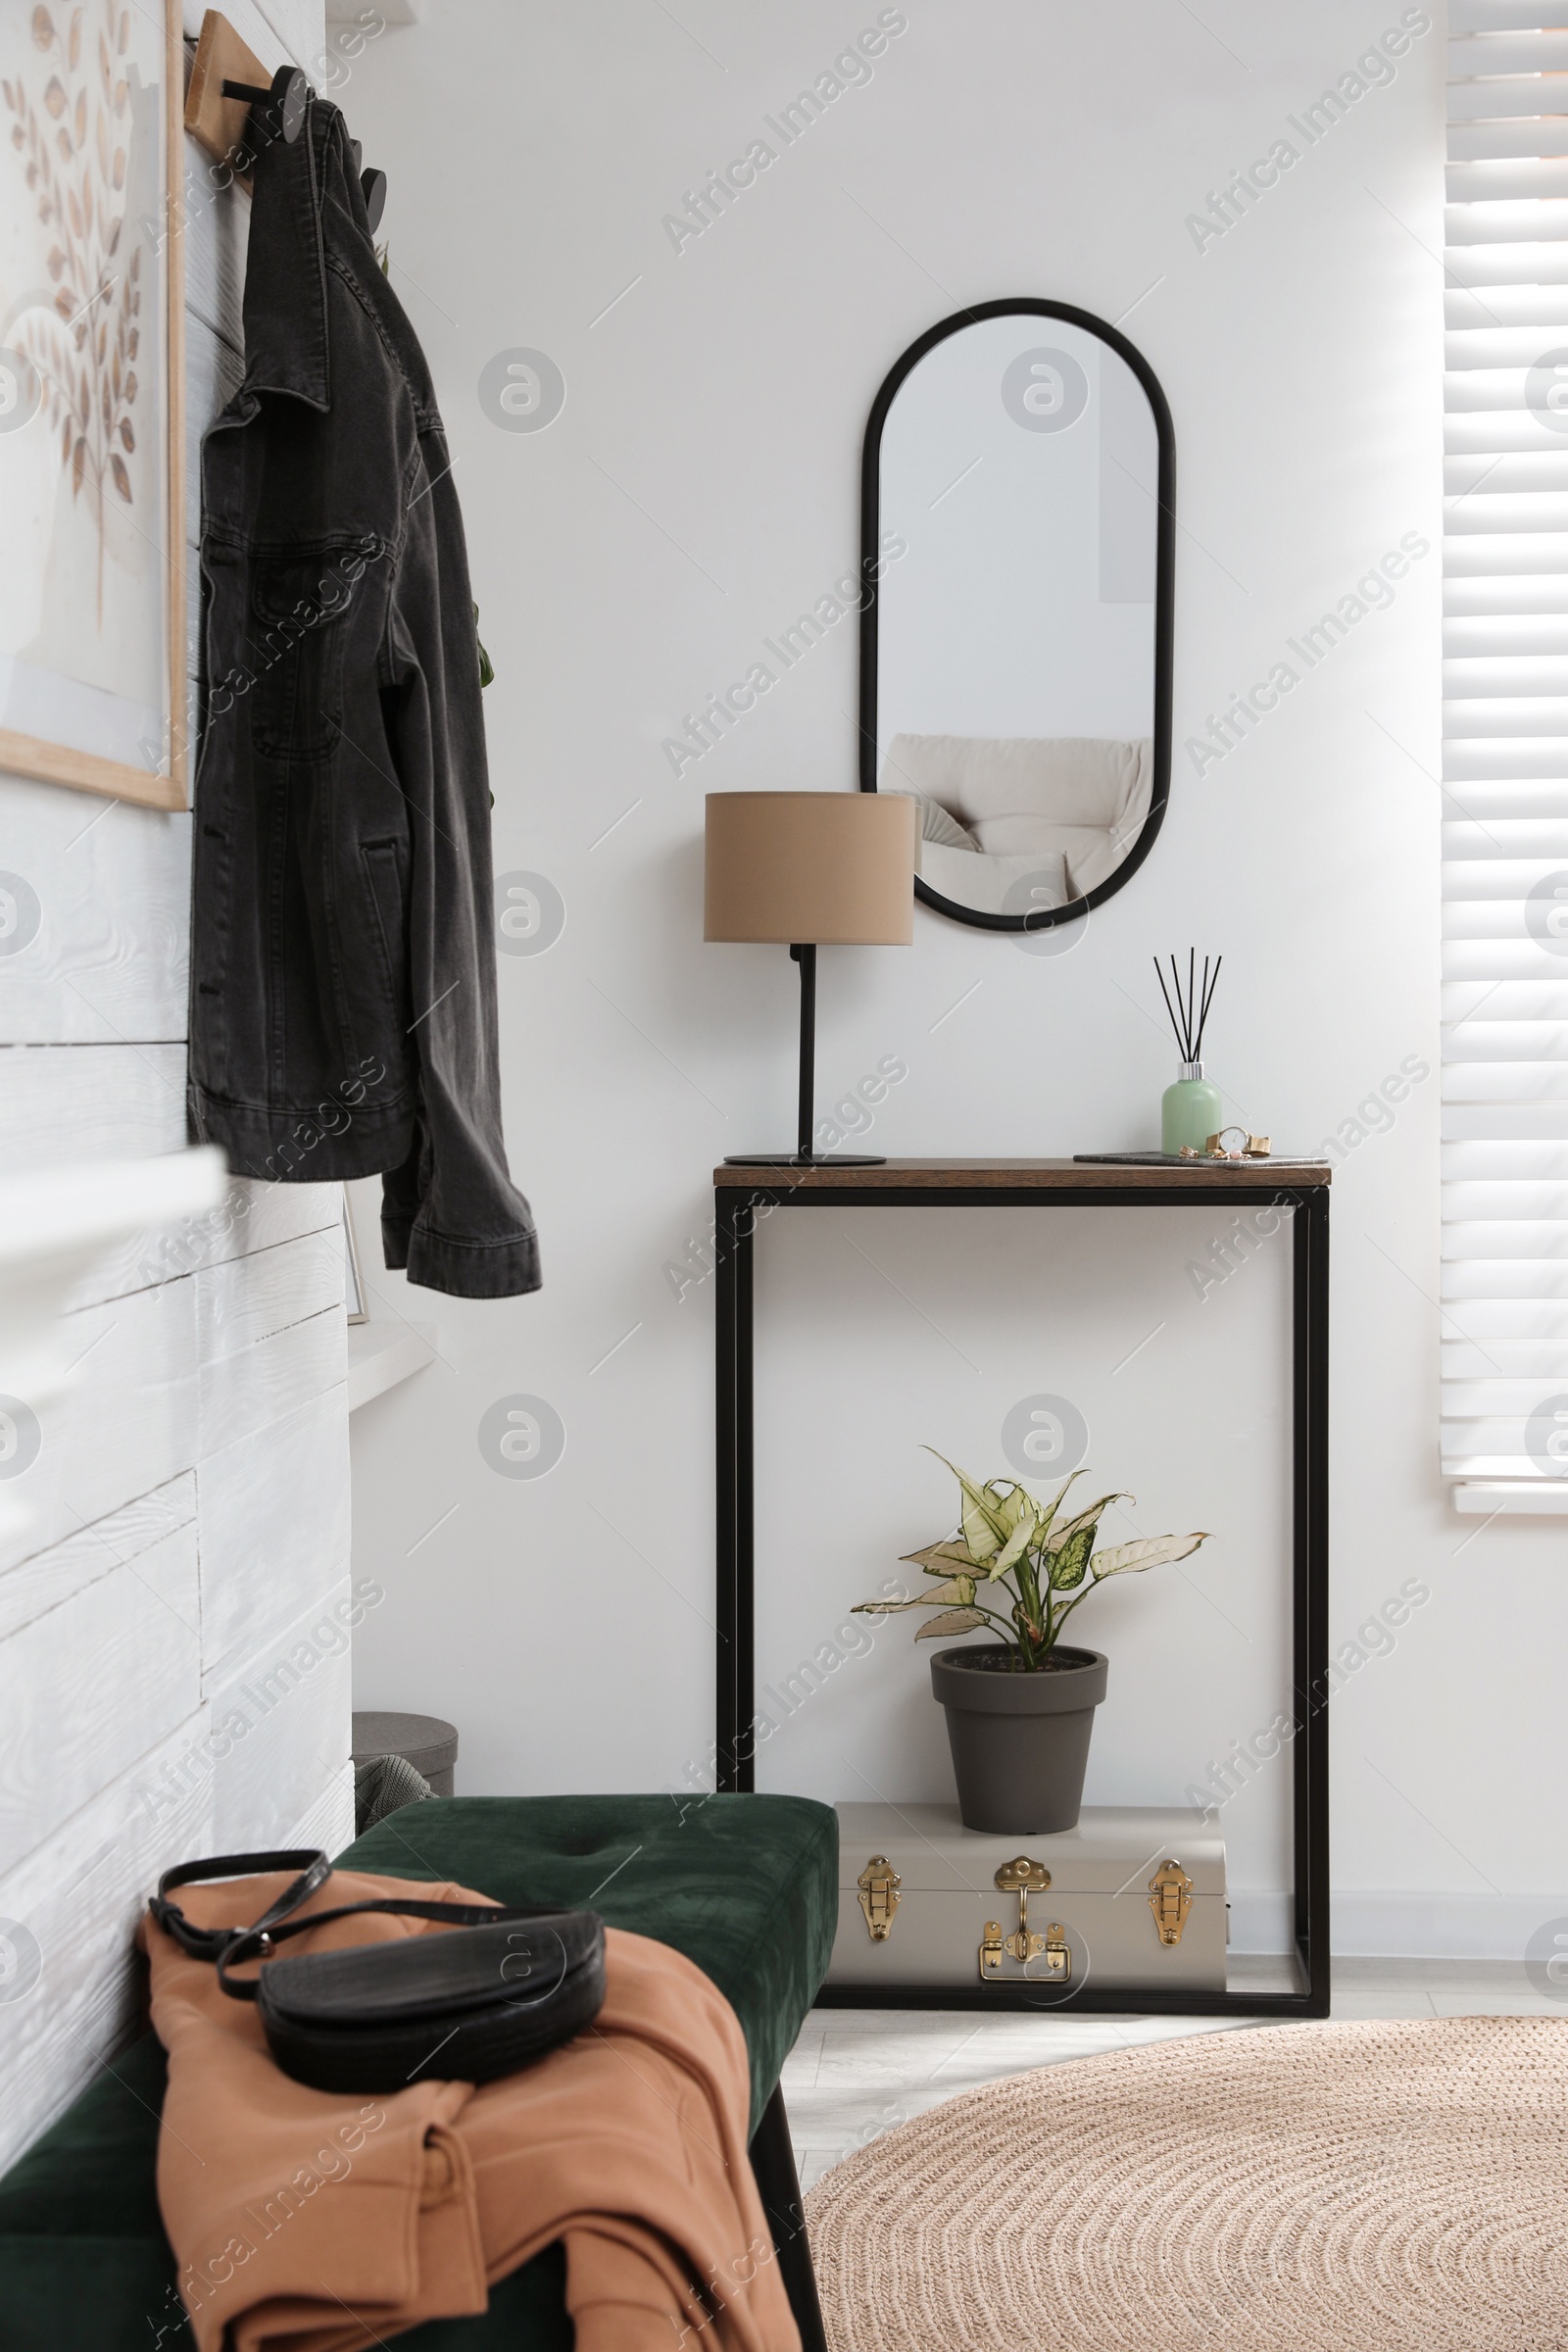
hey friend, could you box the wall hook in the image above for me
[187,14,388,229]
[361,168,387,232]
[220,62,309,143]
[349,136,387,226]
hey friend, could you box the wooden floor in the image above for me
[785,1960,1567,2189]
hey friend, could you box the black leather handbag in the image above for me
[150,1850,607,2094]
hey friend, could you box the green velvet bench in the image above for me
[0,1793,838,2352]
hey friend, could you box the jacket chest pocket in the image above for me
[247,550,359,761]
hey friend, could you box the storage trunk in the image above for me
[829,1801,1227,1992]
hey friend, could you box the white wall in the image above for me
[344,0,1568,1959]
[0,0,358,2170]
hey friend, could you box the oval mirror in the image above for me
[859,300,1174,933]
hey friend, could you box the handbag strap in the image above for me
[215,1893,578,2002]
[149,1849,334,1963]
[149,1848,582,2000]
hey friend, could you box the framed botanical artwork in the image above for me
[0,0,186,811]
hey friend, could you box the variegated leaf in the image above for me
[1033,1466,1089,1537]
[956,1493,1002,1559]
[913,1607,987,1641]
[857,1574,979,1612]
[1048,1523,1096,1590]
[988,1511,1036,1581]
[901,1539,983,1577]
[992,1481,1028,1528]
[1045,1494,1127,1550]
[1090,1532,1209,1579]
[926,1450,1007,1554]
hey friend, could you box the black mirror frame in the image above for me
[858,297,1176,934]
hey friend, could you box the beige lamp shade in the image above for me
[704,791,917,946]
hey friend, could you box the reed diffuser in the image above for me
[1155,953,1222,1155]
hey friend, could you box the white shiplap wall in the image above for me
[0,0,357,2171]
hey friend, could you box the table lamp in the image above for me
[705,790,917,1165]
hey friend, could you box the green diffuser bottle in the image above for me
[1162,1059,1222,1154]
[1156,952,1223,1156]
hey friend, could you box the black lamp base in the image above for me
[735,944,890,1170]
[722,1152,886,1167]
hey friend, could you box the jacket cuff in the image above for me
[389,1220,542,1299]
[380,1212,414,1270]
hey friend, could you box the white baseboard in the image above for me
[1225,1889,1566,1961]
[1330,1890,1566,1961]
[1226,1892,1293,1954]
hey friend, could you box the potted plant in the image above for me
[855,1453,1208,1835]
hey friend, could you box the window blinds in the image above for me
[1444,4,1568,1487]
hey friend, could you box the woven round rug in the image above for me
[803,2017,1568,2350]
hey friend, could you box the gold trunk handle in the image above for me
[994,1855,1052,1966]
[979,1858,1071,1984]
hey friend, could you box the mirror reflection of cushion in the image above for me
[885,789,982,852]
[882,735,1153,901]
[920,844,1070,918]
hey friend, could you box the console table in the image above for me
[712,1158,1331,2020]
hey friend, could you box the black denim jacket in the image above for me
[187,96,539,1300]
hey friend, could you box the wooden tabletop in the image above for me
[712,1157,1332,1190]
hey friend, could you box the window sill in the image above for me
[347,1319,436,1413]
[1451,1481,1568,1518]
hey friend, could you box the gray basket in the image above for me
[351,1710,459,1798]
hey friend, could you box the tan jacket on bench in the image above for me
[140,1867,800,2352]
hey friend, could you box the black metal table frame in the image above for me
[714,1175,1330,2020]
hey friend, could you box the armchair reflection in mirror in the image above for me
[859,300,1174,933]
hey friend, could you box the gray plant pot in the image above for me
[930,1643,1108,1834]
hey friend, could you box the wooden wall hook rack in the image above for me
[183,9,270,190]
[183,10,387,226]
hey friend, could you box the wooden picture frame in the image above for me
[0,0,187,813]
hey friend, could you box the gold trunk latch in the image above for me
[857,1855,902,1941]
[1148,1858,1193,1945]
[977,1856,1070,1982]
